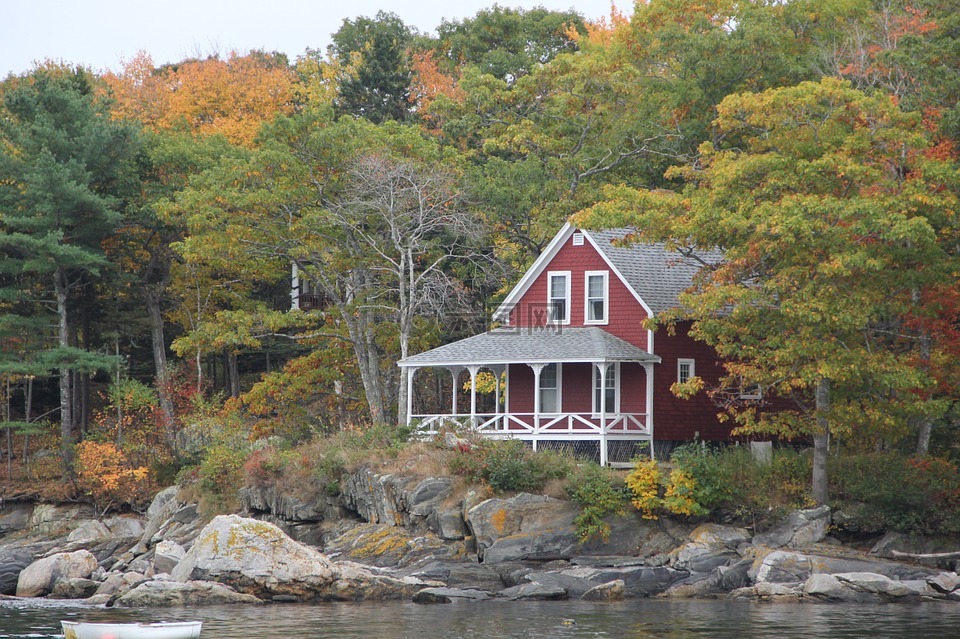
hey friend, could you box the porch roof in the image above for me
[398,326,660,368]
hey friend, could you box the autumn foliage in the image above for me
[74,441,152,512]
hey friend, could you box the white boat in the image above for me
[61,620,202,639]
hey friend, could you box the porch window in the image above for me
[740,378,762,400]
[547,272,570,324]
[539,363,559,413]
[678,358,695,384]
[593,364,617,414]
[585,271,608,324]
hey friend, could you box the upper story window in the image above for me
[584,271,609,325]
[547,271,570,324]
[678,358,695,384]
[740,378,763,400]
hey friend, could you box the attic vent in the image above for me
[572,232,584,246]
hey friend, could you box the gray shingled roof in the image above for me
[585,228,722,315]
[398,326,660,368]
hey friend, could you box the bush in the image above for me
[566,463,627,541]
[197,444,247,512]
[74,440,152,513]
[830,453,960,535]
[448,439,573,493]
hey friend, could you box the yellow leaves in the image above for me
[75,440,152,511]
[625,458,662,519]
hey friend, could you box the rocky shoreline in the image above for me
[2,469,959,607]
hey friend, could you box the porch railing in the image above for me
[409,412,652,465]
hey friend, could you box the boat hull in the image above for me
[61,621,202,639]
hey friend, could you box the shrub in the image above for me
[566,463,627,541]
[447,439,573,493]
[197,444,246,512]
[625,458,663,519]
[74,440,152,513]
[830,453,960,535]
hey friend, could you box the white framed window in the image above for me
[739,378,763,400]
[584,271,609,325]
[593,363,618,415]
[539,363,560,413]
[547,271,571,324]
[678,358,695,384]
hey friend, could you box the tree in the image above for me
[578,78,960,505]
[0,65,140,470]
[330,12,414,123]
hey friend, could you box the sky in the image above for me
[2,0,631,78]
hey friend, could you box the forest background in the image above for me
[0,0,958,524]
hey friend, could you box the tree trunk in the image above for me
[146,291,177,450]
[812,376,831,506]
[55,268,74,472]
[226,349,240,398]
[915,327,933,456]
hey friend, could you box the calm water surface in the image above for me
[2,598,959,638]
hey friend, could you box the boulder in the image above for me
[0,542,55,595]
[323,522,462,568]
[803,573,849,601]
[103,516,145,539]
[661,572,723,598]
[466,493,580,563]
[112,579,262,607]
[585,565,690,598]
[750,550,939,584]
[834,572,917,599]
[66,520,112,543]
[172,514,338,599]
[669,524,749,573]
[928,572,960,594]
[413,587,491,603]
[50,577,98,599]
[171,514,427,602]
[0,503,32,534]
[239,484,342,523]
[153,540,186,575]
[581,579,625,601]
[753,506,830,549]
[339,471,455,532]
[29,503,96,536]
[16,549,98,597]
[520,571,601,598]
[404,560,504,591]
[500,581,568,600]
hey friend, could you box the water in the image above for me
[2,598,959,638]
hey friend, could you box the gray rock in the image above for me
[928,572,960,593]
[0,503,32,534]
[753,507,830,549]
[834,572,917,599]
[661,572,722,598]
[717,559,753,591]
[429,509,466,540]
[581,579,624,601]
[521,571,600,597]
[339,471,454,533]
[467,493,580,563]
[803,573,848,600]
[413,587,491,603]
[16,549,98,597]
[29,504,96,536]
[153,540,185,575]
[67,520,112,543]
[0,543,54,595]
[500,581,568,600]
[240,485,342,523]
[50,577,98,599]
[322,522,461,568]
[751,550,939,584]
[113,579,262,607]
[103,516,145,539]
[405,561,504,591]
[589,565,690,597]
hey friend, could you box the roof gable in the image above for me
[495,224,719,320]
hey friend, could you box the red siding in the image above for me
[501,232,735,442]
[652,321,731,440]
[508,234,649,350]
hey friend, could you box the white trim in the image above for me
[580,229,656,319]
[547,271,571,325]
[592,362,620,416]
[539,362,562,413]
[739,378,763,400]
[584,270,609,325]
[494,222,577,322]
[678,358,696,384]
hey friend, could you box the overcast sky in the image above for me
[2,1,630,78]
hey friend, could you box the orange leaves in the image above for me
[74,440,152,512]
[105,50,296,146]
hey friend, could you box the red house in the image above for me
[398,223,733,465]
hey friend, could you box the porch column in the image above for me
[529,363,545,450]
[290,262,300,310]
[447,366,464,418]
[468,365,480,427]
[595,362,610,466]
[489,365,505,431]
[405,366,417,427]
[643,362,655,459]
